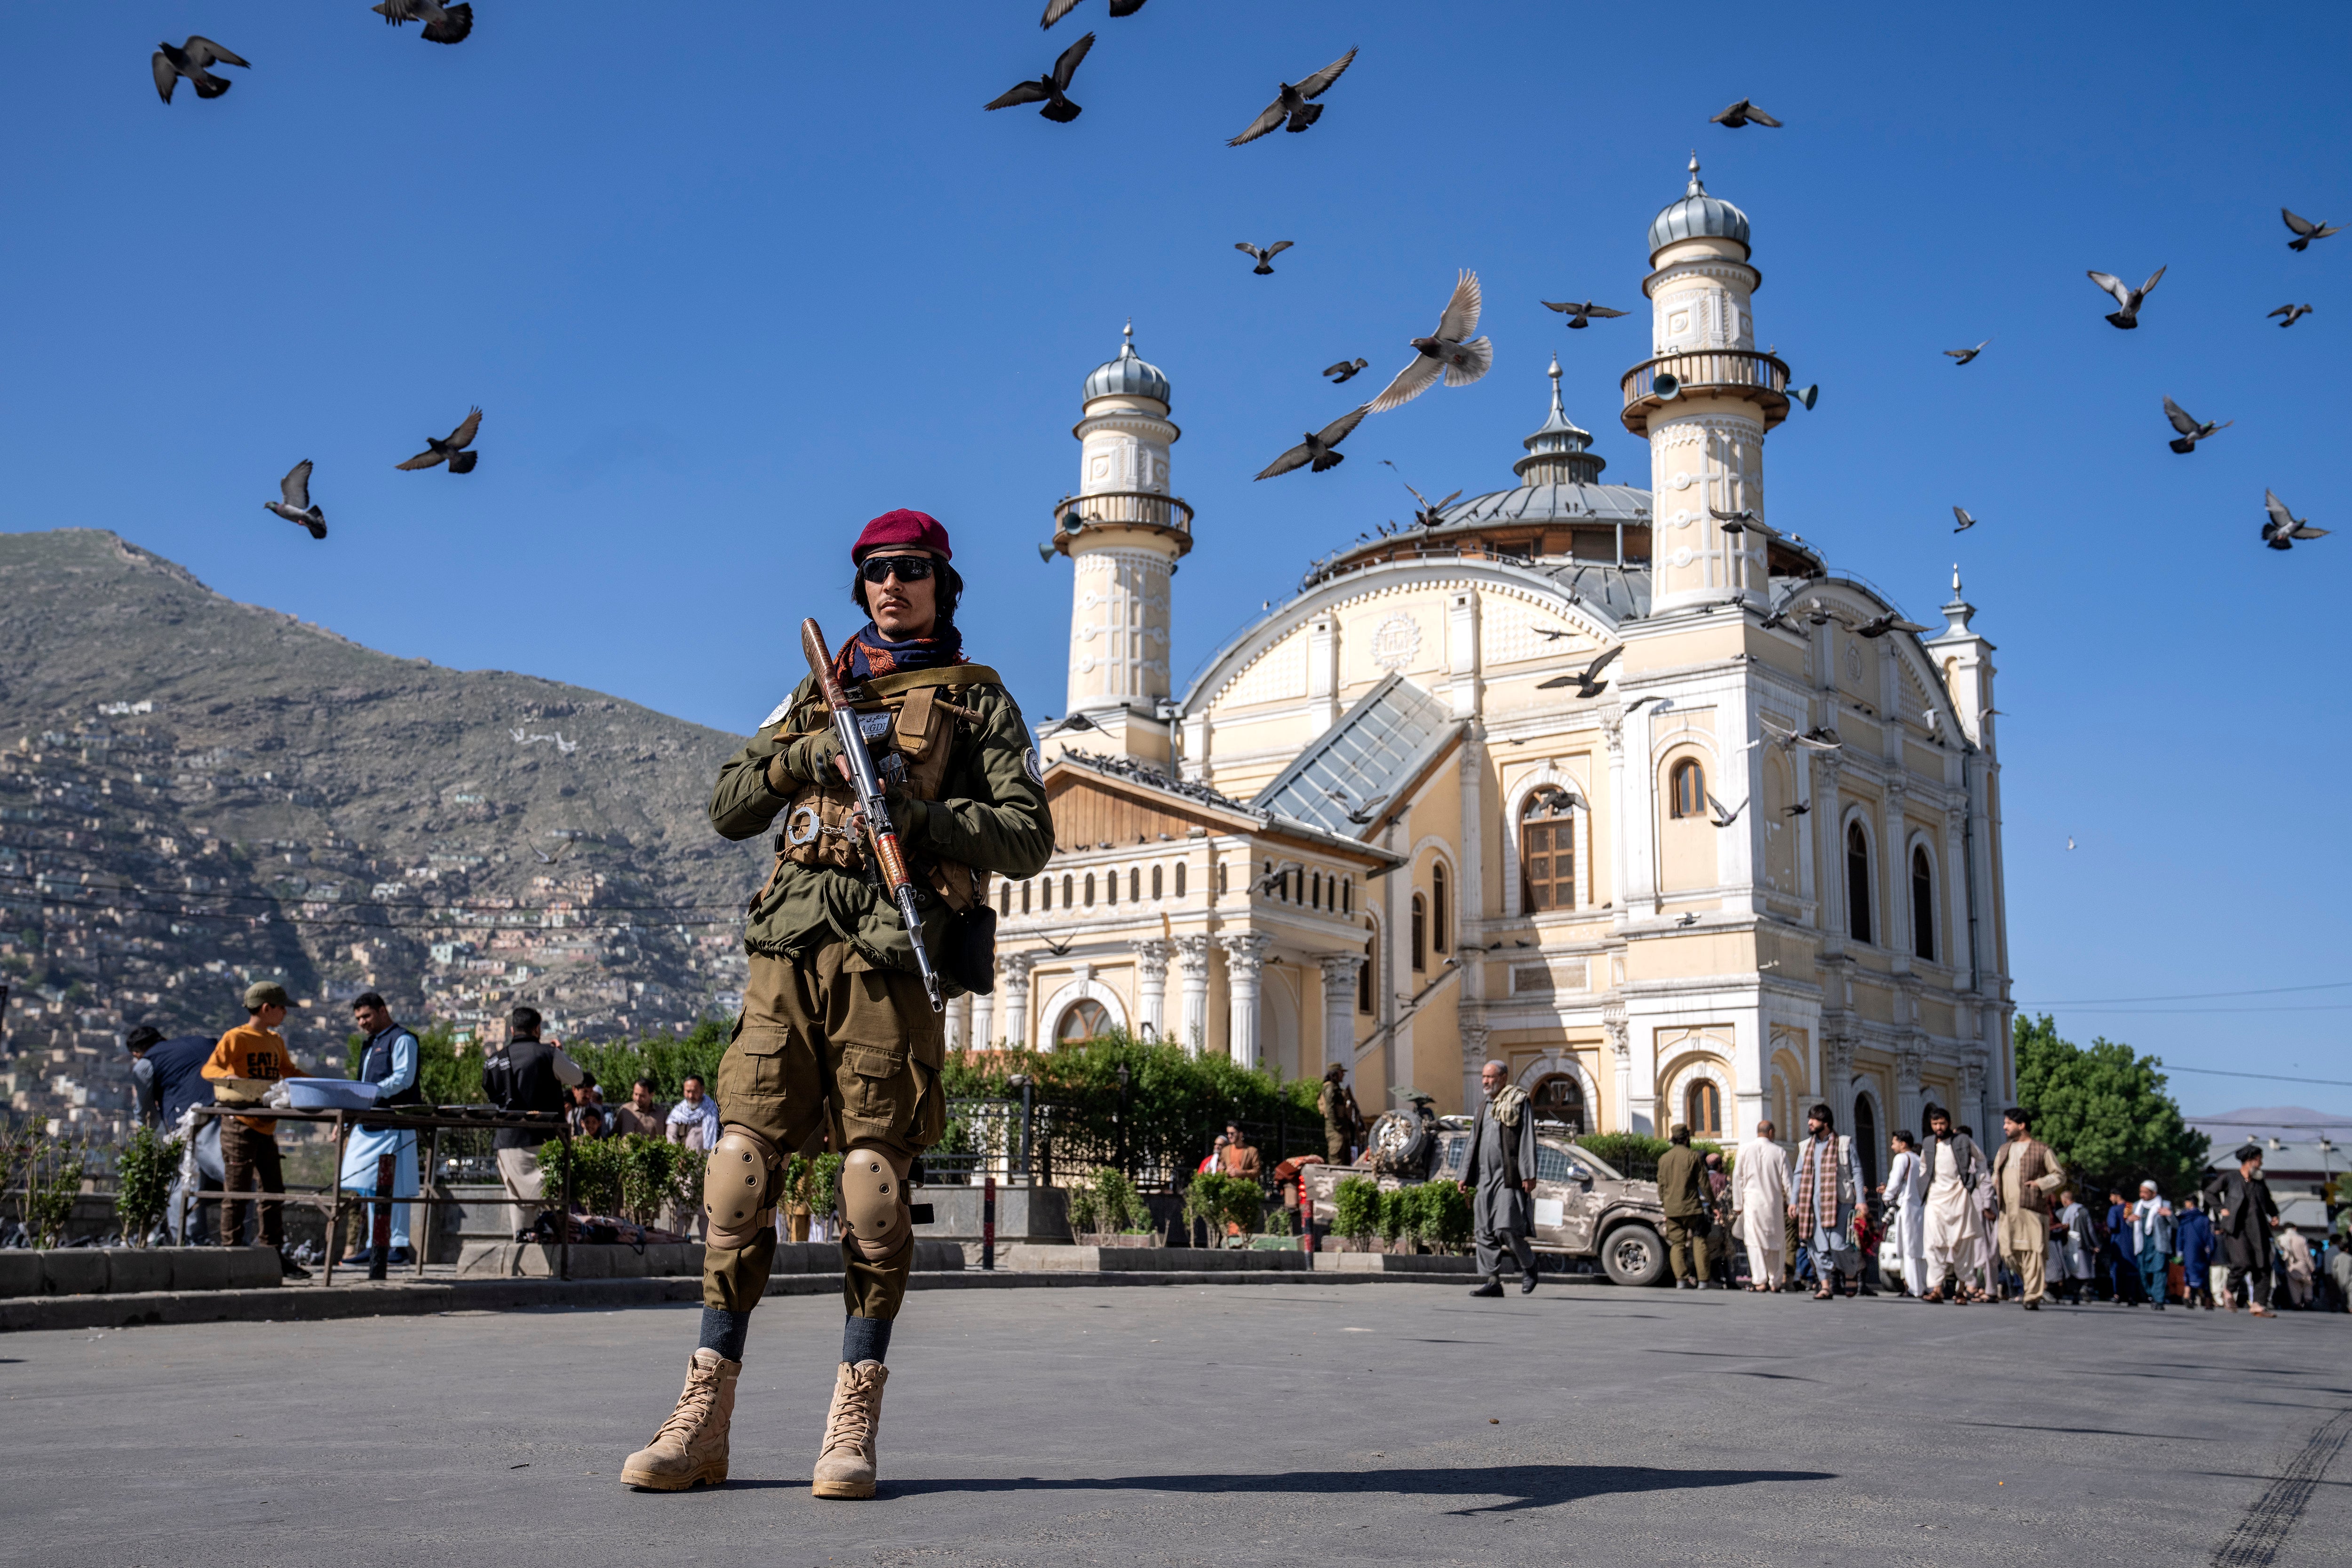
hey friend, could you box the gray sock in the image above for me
[699,1307,751,1363]
[841,1314,892,1366]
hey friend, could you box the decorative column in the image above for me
[1883,778,1910,967]
[1604,1011,1636,1133]
[969,987,994,1052]
[1318,953,1365,1080]
[1171,935,1212,1054]
[1131,939,1172,1039]
[945,993,971,1053]
[1459,1021,1491,1116]
[1895,1044,1924,1139]
[998,953,1037,1048]
[1820,1030,1855,1141]
[1219,932,1272,1069]
[1813,754,1844,950]
[1604,716,1630,932]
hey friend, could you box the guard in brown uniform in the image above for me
[623,509,1053,1499]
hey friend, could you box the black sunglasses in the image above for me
[858,554,935,584]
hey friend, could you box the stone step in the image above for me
[0,1246,284,1297]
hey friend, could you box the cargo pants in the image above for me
[705,944,946,1321]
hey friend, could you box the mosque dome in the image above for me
[1082,322,1171,407]
[1647,155,1750,259]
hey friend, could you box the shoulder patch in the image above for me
[1023,746,1044,785]
[759,695,794,732]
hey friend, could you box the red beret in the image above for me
[851,509,951,562]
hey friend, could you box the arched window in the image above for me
[1055,999,1112,1048]
[1021,880,1032,915]
[1129,867,1139,903]
[1152,864,1164,899]
[1083,872,1096,907]
[1063,873,1074,908]
[1910,847,1935,962]
[1519,788,1575,912]
[1846,823,1874,945]
[1410,893,1427,971]
[1040,877,1051,912]
[1430,862,1449,955]
[1001,883,1013,917]
[1358,931,1375,1013]
[1311,871,1322,909]
[1685,1079,1724,1138]
[1531,1073,1586,1135]
[1342,878,1352,915]
[1214,862,1224,895]
[1103,869,1114,906]
[1852,1093,1880,1188]
[1670,758,1706,820]
[1178,862,1190,898]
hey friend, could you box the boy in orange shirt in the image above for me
[201,981,310,1276]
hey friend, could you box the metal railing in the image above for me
[1053,489,1195,540]
[1620,349,1791,427]
[924,1090,1324,1193]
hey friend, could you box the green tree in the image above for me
[2012,1013,2209,1198]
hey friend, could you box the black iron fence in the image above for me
[927,1088,1324,1191]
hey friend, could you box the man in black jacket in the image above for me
[127,1025,221,1244]
[2207,1143,2282,1318]
[483,1006,584,1239]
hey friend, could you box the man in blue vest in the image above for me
[341,993,423,1265]
[127,1024,220,1245]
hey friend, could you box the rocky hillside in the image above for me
[0,529,768,1137]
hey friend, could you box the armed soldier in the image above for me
[623,510,1053,1499]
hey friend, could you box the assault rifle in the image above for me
[800,616,946,1012]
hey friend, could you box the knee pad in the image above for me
[840,1145,912,1262]
[703,1124,781,1249]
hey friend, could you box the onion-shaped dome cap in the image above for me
[1082,321,1172,406]
[1648,154,1751,257]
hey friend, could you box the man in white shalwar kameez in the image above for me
[1919,1103,1989,1302]
[1882,1129,1927,1297]
[340,994,421,1264]
[1733,1120,1793,1292]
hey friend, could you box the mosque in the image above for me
[956,159,2014,1177]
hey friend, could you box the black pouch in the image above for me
[941,903,997,994]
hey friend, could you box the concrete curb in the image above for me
[0,1265,1536,1333]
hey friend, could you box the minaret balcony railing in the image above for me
[1619,349,1791,432]
[1052,490,1195,556]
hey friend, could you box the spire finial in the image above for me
[1952,563,1963,596]
[1122,318,1134,354]
[1547,353,1565,417]
[1687,151,1704,196]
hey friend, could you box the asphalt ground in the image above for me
[3,1283,2345,1568]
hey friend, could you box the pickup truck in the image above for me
[1300,1116,1673,1286]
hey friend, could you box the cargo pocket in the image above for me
[838,1043,910,1127]
[909,1058,947,1151]
[717,1025,794,1109]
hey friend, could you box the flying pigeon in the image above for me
[2087,266,2165,329]
[1367,271,1492,413]
[2163,396,2231,454]
[373,1,474,43]
[1762,718,1840,753]
[1709,99,1781,128]
[1537,645,1621,698]
[1852,611,1929,639]
[1708,507,1761,535]
[1952,506,1976,533]
[1235,241,1292,275]
[1041,0,1144,27]
[1381,462,1459,526]
[1255,405,1369,480]
[1542,299,1628,329]
[2261,489,2328,550]
[1323,358,1368,384]
[1675,912,1700,927]
[151,36,249,102]
[2282,208,2342,252]
[264,461,326,539]
[1705,793,1747,828]
[1944,339,1990,365]
[396,406,482,472]
[1783,802,1811,817]
[1226,48,1357,146]
[2269,303,2313,328]
[985,32,1094,122]
[1622,694,1665,716]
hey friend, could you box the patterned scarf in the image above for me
[1793,1134,1842,1233]
[833,620,964,684]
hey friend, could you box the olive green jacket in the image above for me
[709,668,1054,978]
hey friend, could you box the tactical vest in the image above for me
[766,664,1003,915]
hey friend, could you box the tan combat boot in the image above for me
[620,1348,739,1490]
[810,1359,888,1499]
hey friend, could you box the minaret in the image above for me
[1621,154,1789,613]
[1046,323,1192,770]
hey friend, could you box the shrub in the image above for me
[115,1126,183,1245]
[23,1133,90,1249]
[1575,1132,1725,1182]
[808,1152,843,1222]
[1182,1172,1262,1242]
[1090,1168,1152,1233]
[1378,1186,1411,1249]
[1333,1176,1382,1247]
[1409,1180,1472,1253]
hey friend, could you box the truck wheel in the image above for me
[1601,1223,1668,1288]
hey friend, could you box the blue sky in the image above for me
[1,2,2344,1114]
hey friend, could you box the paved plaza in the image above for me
[3,1282,2345,1567]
